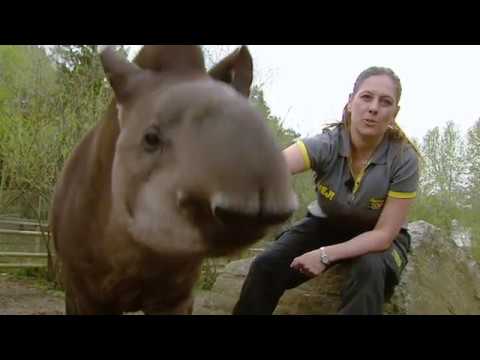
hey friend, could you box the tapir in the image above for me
[50,45,297,314]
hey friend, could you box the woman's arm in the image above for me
[290,197,414,277]
[283,143,310,175]
[325,197,413,261]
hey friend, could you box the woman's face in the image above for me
[347,74,399,139]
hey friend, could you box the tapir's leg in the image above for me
[65,289,79,315]
[142,295,194,315]
[64,280,122,315]
[74,295,123,315]
[69,297,122,315]
[63,278,82,315]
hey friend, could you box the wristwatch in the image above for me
[319,247,330,266]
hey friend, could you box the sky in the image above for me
[128,45,480,142]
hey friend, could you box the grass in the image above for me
[2,267,64,297]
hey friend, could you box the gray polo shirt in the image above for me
[297,125,419,232]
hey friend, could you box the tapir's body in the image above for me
[50,46,297,314]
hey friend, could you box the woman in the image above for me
[232,66,419,315]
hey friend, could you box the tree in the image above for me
[420,122,467,197]
[45,46,123,168]
[410,121,468,234]
[464,118,480,261]
[466,118,480,200]
[250,85,300,147]
[0,46,59,218]
[0,45,57,116]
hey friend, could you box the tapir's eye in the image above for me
[143,127,163,153]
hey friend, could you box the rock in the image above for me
[451,219,472,248]
[193,221,480,315]
[386,221,480,314]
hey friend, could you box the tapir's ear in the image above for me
[208,45,253,98]
[100,46,141,103]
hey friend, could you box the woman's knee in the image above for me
[250,250,283,276]
[351,253,386,282]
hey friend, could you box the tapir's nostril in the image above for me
[211,203,295,227]
[212,204,294,226]
[212,206,259,226]
[260,210,294,225]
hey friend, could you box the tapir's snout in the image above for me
[156,81,299,255]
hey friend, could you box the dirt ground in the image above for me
[0,272,65,315]
[0,272,214,315]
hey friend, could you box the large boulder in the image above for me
[193,221,480,315]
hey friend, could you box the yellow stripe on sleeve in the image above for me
[391,248,403,269]
[296,141,312,170]
[388,191,416,199]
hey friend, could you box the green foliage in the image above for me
[0,46,58,219]
[0,45,115,220]
[466,119,480,203]
[197,258,221,291]
[0,113,57,218]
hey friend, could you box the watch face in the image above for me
[319,247,329,265]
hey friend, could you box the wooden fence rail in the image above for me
[0,252,48,257]
[0,217,50,269]
[0,229,48,237]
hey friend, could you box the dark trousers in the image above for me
[232,214,410,315]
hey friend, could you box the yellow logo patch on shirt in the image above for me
[368,198,385,210]
[317,183,335,201]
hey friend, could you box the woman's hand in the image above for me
[290,249,327,277]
